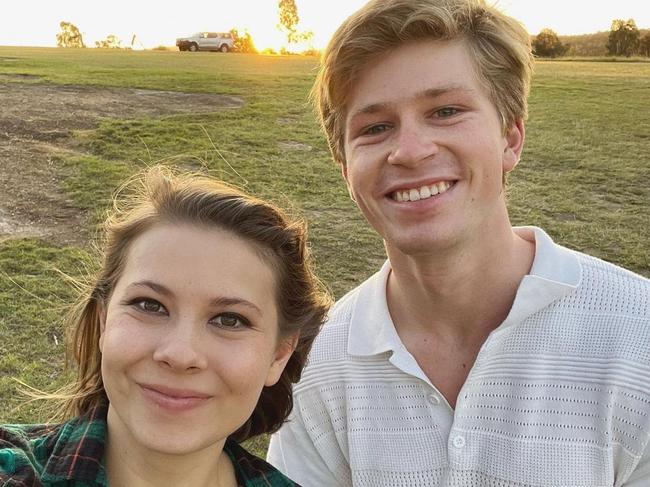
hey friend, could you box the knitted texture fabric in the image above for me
[268,228,650,486]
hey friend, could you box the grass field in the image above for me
[1,47,649,457]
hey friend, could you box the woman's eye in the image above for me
[133,298,166,314]
[210,313,250,330]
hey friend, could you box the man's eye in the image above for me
[132,298,166,314]
[436,107,459,118]
[210,313,250,330]
[362,124,390,136]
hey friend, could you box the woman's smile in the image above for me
[137,383,213,413]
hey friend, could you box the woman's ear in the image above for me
[264,333,299,387]
[98,302,107,353]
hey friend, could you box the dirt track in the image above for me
[0,74,243,245]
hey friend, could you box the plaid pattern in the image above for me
[225,439,300,487]
[0,403,299,486]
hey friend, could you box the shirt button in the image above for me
[427,393,440,405]
[452,435,466,448]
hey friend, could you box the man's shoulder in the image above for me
[571,248,649,315]
[308,265,386,361]
[531,246,650,366]
[295,266,393,394]
[305,279,365,364]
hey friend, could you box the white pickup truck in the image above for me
[176,32,234,52]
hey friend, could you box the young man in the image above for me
[268,0,650,485]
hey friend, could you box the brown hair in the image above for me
[62,165,331,441]
[313,0,534,166]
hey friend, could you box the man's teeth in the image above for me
[393,181,452,202]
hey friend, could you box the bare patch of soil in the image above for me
[278,140,313,151]
[0,76,244,246]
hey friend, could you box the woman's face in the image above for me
[99,223,294,455]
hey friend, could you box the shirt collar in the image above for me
[347,226,582,356]
[348,260,403,357]
[499,226,581,329]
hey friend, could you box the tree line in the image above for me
[56,6,649,58]
[56,0,311,54]
[534,19,650,58]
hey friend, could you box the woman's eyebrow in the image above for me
[125,280,173,297]
[124,281,263,315]
[210,297,262,316]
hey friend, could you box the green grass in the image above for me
[0,240,89,422]
[0,48,648,457]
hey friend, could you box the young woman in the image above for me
[0,166,331,487]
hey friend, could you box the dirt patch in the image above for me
[278,140,313,151]
[0,79,244,246]
[276,116,300,125]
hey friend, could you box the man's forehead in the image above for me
[342,40,480,115]
[348,85,478,116]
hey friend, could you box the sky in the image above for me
[1,0,649,50]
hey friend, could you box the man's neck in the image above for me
[386,225,535,343]
[384,224,535,407]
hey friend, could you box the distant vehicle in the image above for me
[176,32,234,52]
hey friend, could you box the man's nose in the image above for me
[387,121,439,167]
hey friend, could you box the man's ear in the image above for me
[341,163,356,202]
[502,119,525,173]
[264,333,299,387]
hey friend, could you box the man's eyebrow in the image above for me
[124,281,263,315]
[349,84,475,119]
[421,84,475,99]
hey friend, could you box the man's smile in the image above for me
[390,180,456,202]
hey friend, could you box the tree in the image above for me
[639,32,650,57]
[277,0,313,45]
[533,28,568,58]
[56,21,85,48]
[95,34,122,49]
[607,19,640,57]
[230,29,257,53]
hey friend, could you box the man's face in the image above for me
[342,39,524,257]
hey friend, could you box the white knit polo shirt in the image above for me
[268,227,650,486]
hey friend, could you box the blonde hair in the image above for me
[56,166,331,441]
[312,0,534,166]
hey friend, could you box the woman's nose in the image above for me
[152,319,208,372]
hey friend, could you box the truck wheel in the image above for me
[220,44,229,53]
[189,43,198,52]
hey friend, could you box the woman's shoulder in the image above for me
[0,421,66,480]
[224,438,301,487]
[0,406,108,485]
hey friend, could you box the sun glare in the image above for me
[245,25,285,52]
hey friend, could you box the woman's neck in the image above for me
[104,407,237,487]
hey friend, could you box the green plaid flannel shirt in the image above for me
[0,403,299,486]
